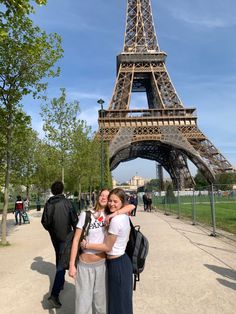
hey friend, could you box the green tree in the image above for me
[103,142,112,189]
[215,172,236,191]
[194,170,209,190]
[40,88,80,183]
[33,141,61,193]
[0,0,46,14]
[145,179,160,192]
[0,1,47,39]
[67,122,95,196]
[0,12,63,244]
[165,183,176,204]
[10,126,39,198]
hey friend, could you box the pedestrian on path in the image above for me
[142,192,148,211]
[41,181,78,309]
[69,188,134,314]
[36,198,41,211]
[81,188,133,314]
[146,193,152,212]
[14,195,24,225]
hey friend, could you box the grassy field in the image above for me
[153,196,236,234]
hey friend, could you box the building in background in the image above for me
[113,175,150,192]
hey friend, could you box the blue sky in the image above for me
[26,0,236,183]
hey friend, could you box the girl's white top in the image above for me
[77,210,106,255]
[107,214,130,256]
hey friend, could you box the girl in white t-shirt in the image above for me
[69,189,134,314]
[81,188,133,314]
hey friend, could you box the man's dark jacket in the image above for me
[41,194,78,242]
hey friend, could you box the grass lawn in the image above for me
[153,197,236,234]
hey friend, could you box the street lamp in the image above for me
[97,99,105,189]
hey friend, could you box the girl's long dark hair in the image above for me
[105,188,128,214]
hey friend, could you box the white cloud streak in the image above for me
[161,0,236,28]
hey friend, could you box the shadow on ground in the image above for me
[31,256,75,313]
[204,264,236,291]
[0,217,20,237]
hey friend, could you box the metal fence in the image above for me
[138,184,236,238]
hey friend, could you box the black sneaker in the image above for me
[48,295,62,308]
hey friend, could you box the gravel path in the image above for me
[0,207,236,314]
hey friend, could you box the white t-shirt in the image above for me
[77,210,106,255]
[107,214,130,256]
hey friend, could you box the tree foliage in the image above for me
[145,179,160,192]
[0,1,47,39]
[40,88,103,194]
[215,172,236,191]
[66,124,99,194]
[103,142,112,189]
[194,170,209,190]
[40,88,80,183]
[33,141,61,192]
[0,3,63,244]
[165,182,176,203]
[0,17,62,105]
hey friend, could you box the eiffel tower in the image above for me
[98,0,235,189]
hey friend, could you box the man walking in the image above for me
[14,195,24,225]
[41,181,78,309]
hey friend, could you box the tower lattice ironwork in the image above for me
[97,0,235,188]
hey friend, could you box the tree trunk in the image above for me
[62,166,64,184]
[1,114,12,245]
[26,184,29,199]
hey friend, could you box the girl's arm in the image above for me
[106,203,134,223]
[81,233,117,252]
[119,203,135,215]
[68,228,82,279]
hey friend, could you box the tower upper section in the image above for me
[124,0,159,53]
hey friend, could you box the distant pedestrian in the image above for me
[14,195,24,225]
[147,194,152,212]
[91,192,96,207]
[36,198,41,211]
[142,193,148,211]
[41,181,78,309]
[130,193,138,216]
[24,198,30,211]
[133,194,138,216]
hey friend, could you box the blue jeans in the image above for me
[15,210,23,224]
[50,237,66,297]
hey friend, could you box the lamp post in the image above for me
[97,99,105,189]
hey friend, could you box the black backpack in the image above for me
[125,219,149,290]
[59,210,91,269]
[41,202,55,231]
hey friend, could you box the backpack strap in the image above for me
[79,210,92,242]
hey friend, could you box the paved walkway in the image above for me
[0,207,236,314]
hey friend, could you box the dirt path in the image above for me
[0,207,236,314]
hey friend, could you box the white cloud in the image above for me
[68,91,108,102]
[161,0,236,28]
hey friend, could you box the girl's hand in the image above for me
[80,239,87,249]
[68,265,77,279]
[105,212,117,224]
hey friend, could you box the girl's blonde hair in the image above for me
[94,188,110,212]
